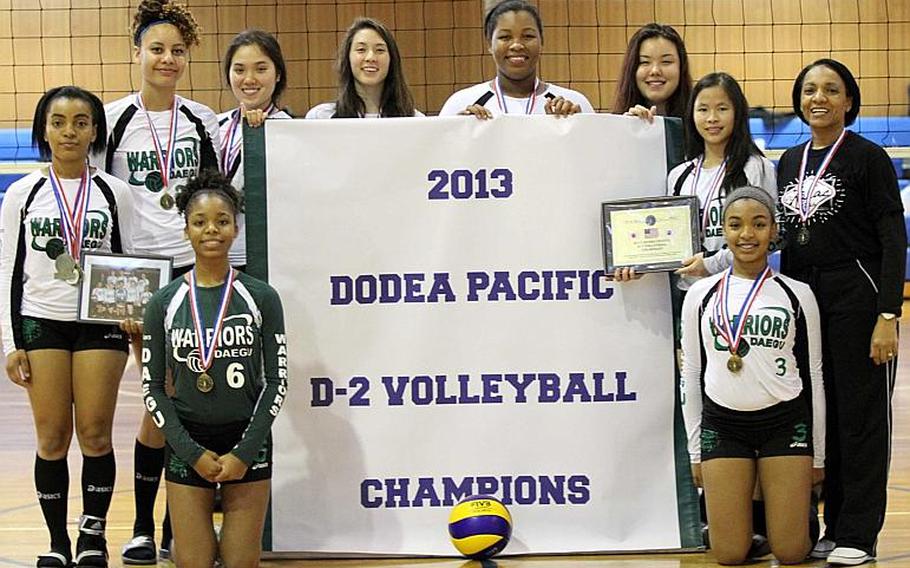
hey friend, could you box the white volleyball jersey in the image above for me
[94,95,220,268]
[217,107,292,267]
[680,270,825,467]
[303,102,425,119]
[0,168,135,354]
[438,80,595,116]
[667,154,777,284]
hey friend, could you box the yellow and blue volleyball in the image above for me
[448,495,512,559]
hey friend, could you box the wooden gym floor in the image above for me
[1,338,908,567]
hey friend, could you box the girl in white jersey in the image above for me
[305,18,423,119]
[438,0,594,118]
[0,86,135,568]
[99,1,220,563]
[680,186,825,565]
[219,29,292,270]
[669,73,776,283]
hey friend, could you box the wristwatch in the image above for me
[880,312,897,321]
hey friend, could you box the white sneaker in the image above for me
[121,534,157,565]
[827,546,874,566]
[811,537,836,559]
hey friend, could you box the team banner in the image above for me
[260,115,700,555]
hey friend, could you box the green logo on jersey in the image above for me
[126,137,200,192]
[710,307,791,352]
[29,211,111,253]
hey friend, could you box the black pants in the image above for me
[790,261,895,555]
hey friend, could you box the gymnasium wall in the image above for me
[0,0,908,127]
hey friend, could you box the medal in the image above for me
[793,129,847,241]
[53,253,82,284]
[47,166,91,286]
[159,192,175,210]
[712,266,773,374]
[492,76,540,114]
[137,94,180,210]
[196,372,214,393]
[188,268,237,391]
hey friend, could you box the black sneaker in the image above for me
[121,535,156,565]
[74,515,107,568]
[747,533,771,560]
[36,549,72,568]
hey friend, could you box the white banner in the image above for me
[265,115,688,555]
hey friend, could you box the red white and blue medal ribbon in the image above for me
[189,268,236,373]
[220,104,277,176]
[137,94,180,191]
[690,156,728,233]
[47,166,91,260]
[795,128,847,222]
[492,77,539,114]
[713,266,773,357]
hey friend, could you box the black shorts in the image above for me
[164,419,272,488]
[701,396,813,461]
[21,316,128,353]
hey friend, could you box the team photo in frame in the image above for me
[76,252,172,325]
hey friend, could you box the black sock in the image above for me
[752,499,767,537]
[81,451,115,519]
[35,455,70,552]
[132,440,164,537]
[161,505,172,547]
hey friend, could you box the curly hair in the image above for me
[131,0,200,47]
[176,169,243,218]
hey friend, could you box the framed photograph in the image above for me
[601,195,701,274]
[77,252,173,324]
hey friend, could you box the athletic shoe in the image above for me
[74,515,107,568]
[36,550,71,568]
[121,535,156,565]
[827,546,874,566]
[811,537,837,559]
[159,537,172,561]
[747,534,771,560]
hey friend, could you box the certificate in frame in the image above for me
[601,195,700,274]
[76,252,173,324]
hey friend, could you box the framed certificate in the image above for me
[76,252,172,324]
[601,195,701,274]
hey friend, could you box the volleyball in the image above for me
[448,495,512,559]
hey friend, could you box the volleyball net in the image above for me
[0,0,908,164]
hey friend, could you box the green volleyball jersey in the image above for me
[142,270,287,467]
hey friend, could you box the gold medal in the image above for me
[160,192,175,210]
[727,353,743,373]
[196,372,214,393]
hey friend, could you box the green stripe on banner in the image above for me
[244,122,269,282]
[665,116,703,549]
[241,122,272,550]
